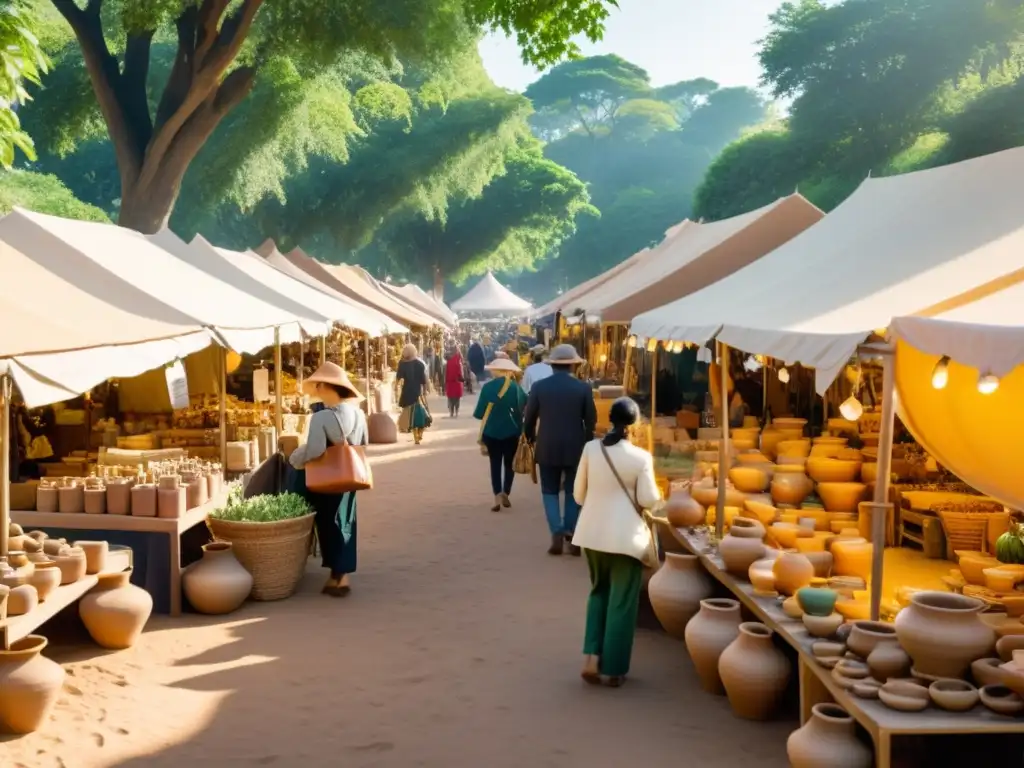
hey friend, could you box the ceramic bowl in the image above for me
[984,567,1024,593]
[777,440,810,458]
[807,458,862,484]
[770,523,812,549]
[816,483,868,513]
[729,467,769,494]
[797,586,839,617]
[929,679,979,712]
[980,685,1024,715]
[782,596,804,619]
[835,597,871,621]
[852,680,882,699]
[957,553,1000,585]
[879,683,929,712]
[743,499,778,526]
[803,612,843,638]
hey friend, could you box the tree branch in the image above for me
[195,0,232,66]
[122,31,154,149]
[155,8,198,128]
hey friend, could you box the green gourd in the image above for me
[996,525,1024,564]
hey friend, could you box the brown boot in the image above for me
[491,495,502,512]
[565,534,581,557]
[500,492,511,508]
[548,534,563,555]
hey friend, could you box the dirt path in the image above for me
[4,396,795,767]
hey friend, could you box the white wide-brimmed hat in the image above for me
[548,344,585,365]
[531,344,547,355]
[301,362,365,401]
[486,358,521,374]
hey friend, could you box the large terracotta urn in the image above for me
[664,492,704,528]
[787,703,872,768]
[183,542,253,615]
[79,570,153,650]
[773,551,815,596]
[718,622,791,720]
[648,553,713,639]
[894,591,995,679]
[684,598,742,694]
[718,518,766,576]
[771,470,813,506]
[830,538,873,582]
[0,635,66,734]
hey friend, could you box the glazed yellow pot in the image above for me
[776,455,807,469]
[731,427,760,444]
[773,551,815,596]
[777,439,811,458]
[835,448,863,462]
[705,505,740,528]
[771,472,813,506]
[732,439,757,452]
[772,418,807,431]
[693,485,747,509]
[816,482,868,513]
[729,466,769,493]
[835,596,871,621]
[831,538,873,582]
[748,557,778,593]
[770,523,811,549]
[860,463,879,484]
[810,445,843,459]
[957,553,1000,586]
[794,535,827,554]
[813,436,848,446]
[827,418,858,433]
[736,452,771,466]
[807,459,862,483]
[797,508,831,532]
[743,499,778,527]
[984,567,1024,593]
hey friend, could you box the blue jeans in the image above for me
[539,464,580,536]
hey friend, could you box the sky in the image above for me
[478,0,787,94]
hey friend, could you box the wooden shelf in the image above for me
[660,522,1024,767]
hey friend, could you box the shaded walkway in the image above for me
[8,397,795,767]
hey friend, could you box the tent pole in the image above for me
[623,341,634,392]
[762,364,767,423]
[320,334,326,366]
[219,349,228,468]
[297,337,304,396]
[273,328,283,441]
[364,334,372,414]
[868,347,896,621]
[649,345,657,454]
[0,373,10,559]
[715,341,730,542]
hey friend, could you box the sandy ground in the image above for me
[3,395,796,768]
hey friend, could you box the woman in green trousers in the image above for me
[571,398,661,686]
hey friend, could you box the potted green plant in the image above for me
[207,487,314,601]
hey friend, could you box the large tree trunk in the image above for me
[118,175,181,233]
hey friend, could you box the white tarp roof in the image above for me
[0,208,294,355]
[388,283,456,327]
[631,146,1024,394]
[255,245,405,335]
[450,272,532,313]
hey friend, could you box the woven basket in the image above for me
[207,513,314,600]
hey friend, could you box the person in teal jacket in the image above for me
[474,356,528,512]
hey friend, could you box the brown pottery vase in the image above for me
[717,518,766,576]
[0,635,66,734]
[773,551,815,596]
[684,598,742,694]
[183,542,253,615]
[786,703,872,768]
[894,591,995,679]
[79,569,153,649]
[718,622,791,720]
[665,492,704,528]
[647,553,713,639]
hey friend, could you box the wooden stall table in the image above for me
[658,521,1024,768]
[0,546,132,648]
[11,494,226,617]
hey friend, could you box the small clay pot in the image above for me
[803,612,843,638]
[846,620,897,658]
[106,480,133,515]
[41,538,66,557]
[27,561,61,602]
[868,641,911,682]
[7,584,38,615]
[0,584,8,620]
[58,484,84,514]
[83,488,107,515]
[812,641,845,659]
[131,484,157,517]
[158,487,186,519]
[73,541,108,575]
[929,679,979,712]
[980,685,1024,716]
[879,681,929,712]
[851,679,882,699]
[158,475,180,491]
[53,547,87,585]
[972,657,1011,688]
[997,634,1024,663]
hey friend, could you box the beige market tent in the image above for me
[450,272,532,314]
[631,146,1024,393]
[568,194,823,323]
[533,221,691,318]
[330,263,439,328]
[385,282,456,327]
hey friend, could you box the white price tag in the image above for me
[252,368,270,402]
[165,360,190,411]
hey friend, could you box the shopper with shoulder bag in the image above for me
[570,397,661,687]
[474,357,527,512]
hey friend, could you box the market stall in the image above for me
[383,281,457,327]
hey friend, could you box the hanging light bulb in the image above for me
[978,371,1000,395]
[646,338,658,352]
[627,335,637,348]
[839,395,864,421]
[778,367,790,384]
[931,356,950,390]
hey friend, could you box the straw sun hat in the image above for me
[548,344,584,365]
[302,362,365,401]
[486,358,521,374]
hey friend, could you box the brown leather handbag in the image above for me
[305,413,373,493]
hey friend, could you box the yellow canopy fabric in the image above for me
[117,346,227,413]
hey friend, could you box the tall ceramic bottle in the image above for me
[787,703,872,768]
[648,553,713,640]
[718,622,791,720]
[183,542,253,615]
[0,635,66,734]
[684,598,742,694]
[79,570,153,649]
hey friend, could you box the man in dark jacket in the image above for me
[468,339,486,384]
[524,344,596,556]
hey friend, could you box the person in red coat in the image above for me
[444,347,466,417]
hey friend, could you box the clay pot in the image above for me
[35,485,58,513]
[684,598,742,694]
[183,542,253,615]
[997,634,1024,662]
[719,622,791,720]
[131,484,157,516]
[186,477,209,509]
[816,483,867,513]
[979,685,1024,715]
[158,487,186,519]
[0,584,7,620]
[830,538,872,582]
[53,546,87,585]
[846,620,897,659]
[803,612,843,638]
[79,570,152,649]
[27,561,61,602]
[158,475,180,491]
[7,584,37,615]
[867,642,911,682]
[58,484,84,514]
[804,551,834,579]
[748,557,778,593]
[806,459,862,484]
[797,587,838,617]
[718,519,766,576]
[972,657,1010,688]
[770,472,813,506]
[83,488,106,515]
[0,635,66,734]
[787,703,872,768]
[73,540,108,575]
[929,679,979,712]
[773,551,815,596]
[648,553,713,639]
[106,479,133,515]
[894,591,995,680]
[728,467,768,493]
[664,492,704,528]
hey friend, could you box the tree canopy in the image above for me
[0,2,49,166]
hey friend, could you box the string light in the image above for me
[931,356,950,390]
[839,396,863,421]
[978,371,1000,395]
[778,367,790,384]
[646,338,658,352]
[627,335,637,348]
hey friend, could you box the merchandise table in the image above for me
[661,522,1024,768]
[11,493,226,617]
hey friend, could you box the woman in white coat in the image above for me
[572,397,661,686]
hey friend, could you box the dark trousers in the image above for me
[482,434,519,495]
[447,396,461,415]
[539,464,580,535]
[288,467,358,576]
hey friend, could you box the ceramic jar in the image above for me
[58,483,84,514]
[36,484,58,513]
[84,487,106,515]
[158,487,186,519]
[106,479,133,515]
[53,545,87,585]
[74,540,108,575]
[786,703,872,768]
[0,635,66,734]
[186,476,208,509]
[773,551,815,596]
[684,598,742,694]
[771,471,813,506]
[7,584,37,615]
[718,518,766,576]
[846,620,897,659]
[131,483,157,517]
[648,553,713,639]
[830,538,872,582]
[79,570,153,649]
[894,591,995,679]
[27,561,61,602]
[718,622,791,720]
[797,587,838,617]
[664,492,704,528]
[868,642,911,682]
[183,542,253,615]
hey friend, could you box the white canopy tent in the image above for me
[450,272,532,314]
[631,147,1024,394]
[387,282,456,327]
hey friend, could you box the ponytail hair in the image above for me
[602,397,640,446]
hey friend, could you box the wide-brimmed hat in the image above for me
[301,362,365,401]
[531,344,547,355]
[486,358,521,374]
[548,344,585,365]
